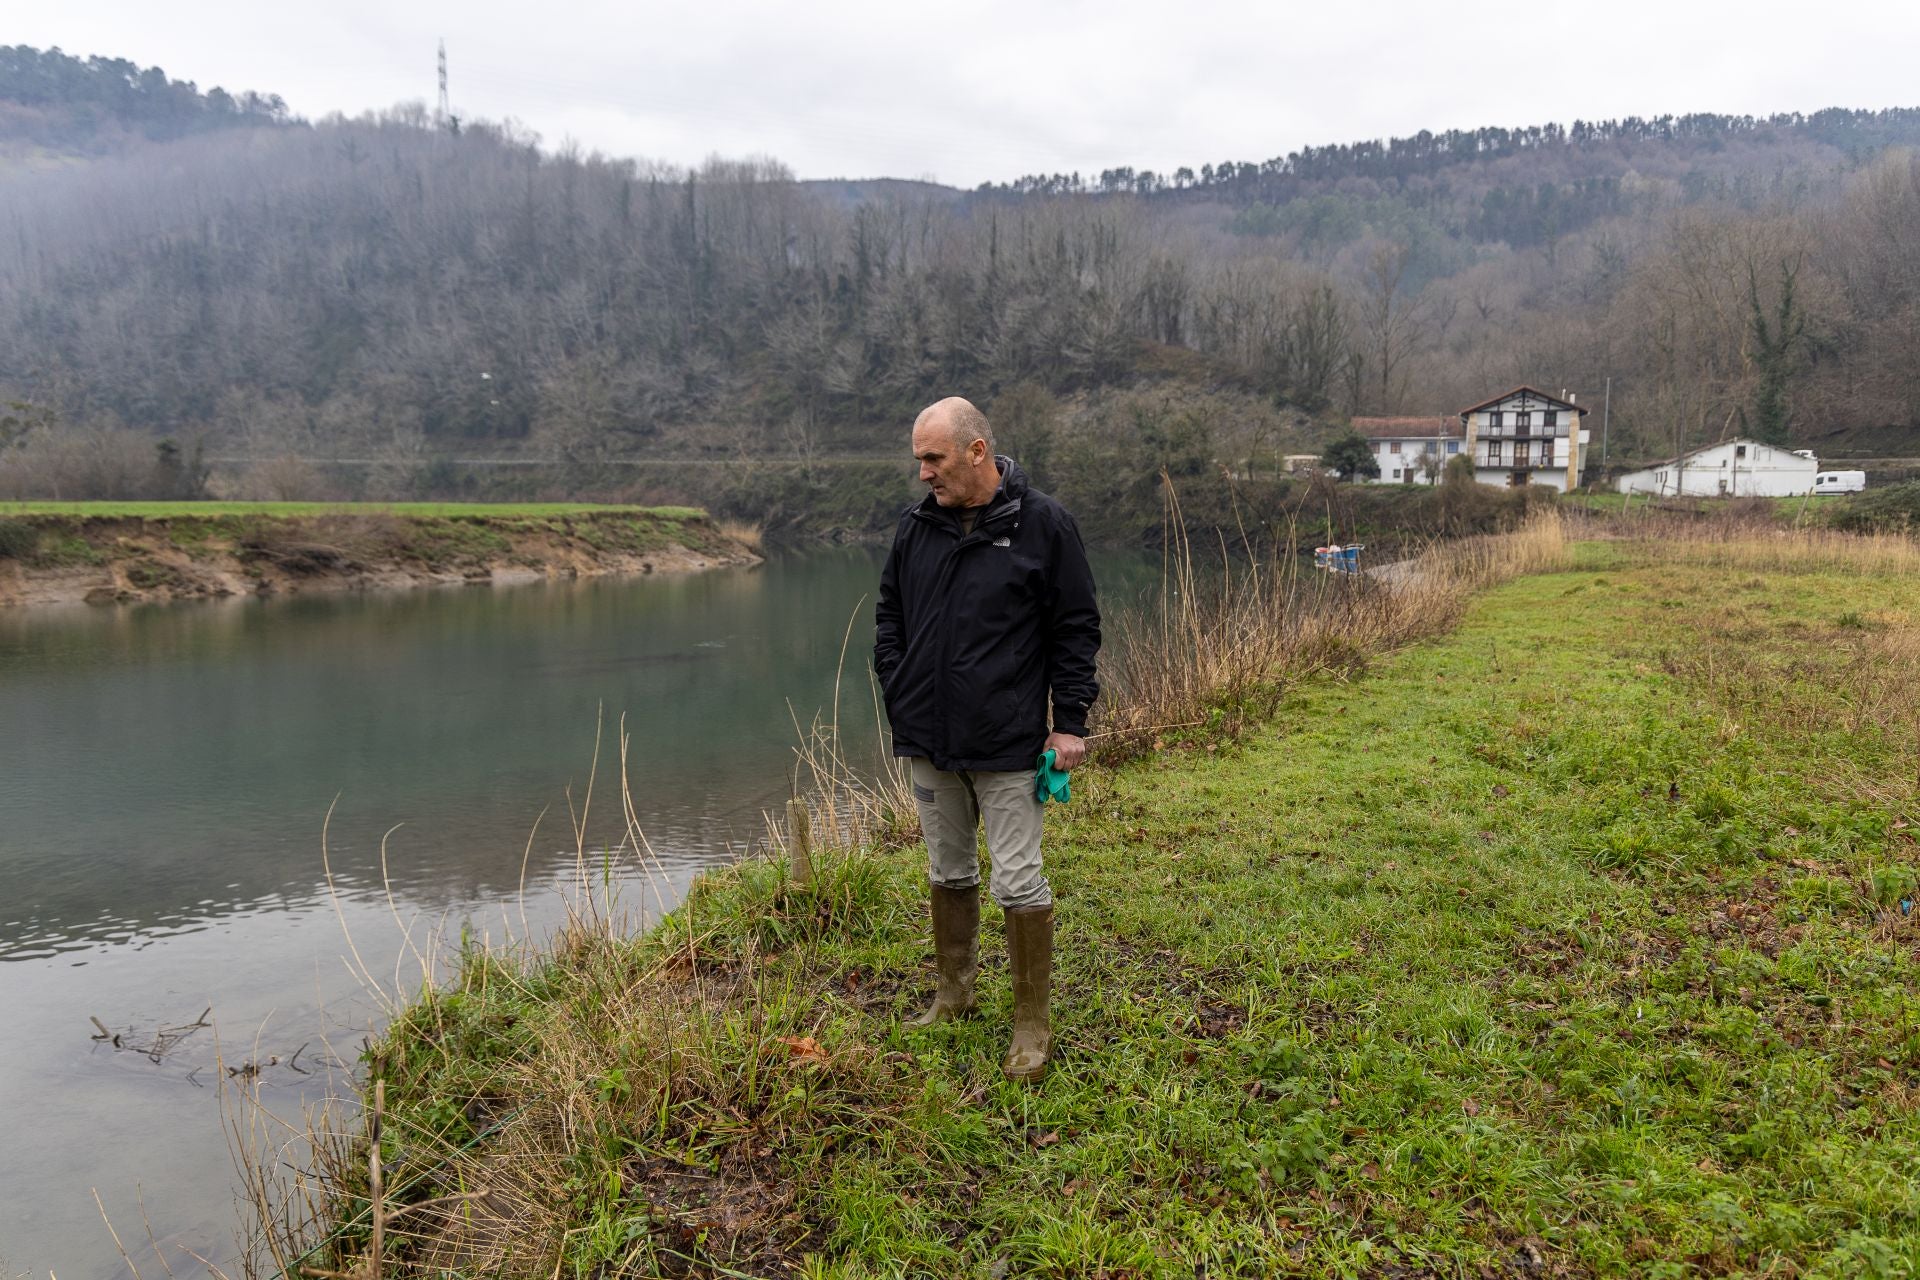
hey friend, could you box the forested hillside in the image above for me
[1,44,1916,524]
[989,108,1920,250]
[0,45,287,158]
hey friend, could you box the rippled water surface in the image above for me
[0,551,903,1277]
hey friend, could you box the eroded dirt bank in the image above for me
[0,508,760,607]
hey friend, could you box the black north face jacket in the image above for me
[874,457,1101,772]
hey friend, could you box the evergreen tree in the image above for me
[1747,260,1807,446]
[1321,432,1380,481]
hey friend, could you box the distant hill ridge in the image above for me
[975,106,1920,252]
[0,44,288,156]
[5,40,1915,206]
[3,40,1917,514]
[983,107,1920,199]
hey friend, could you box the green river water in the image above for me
[0,547,1151,1277]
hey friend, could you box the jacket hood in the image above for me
[914,454,1029,519]
[992,455,1030,501]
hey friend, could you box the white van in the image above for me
[1813,470,1866,495]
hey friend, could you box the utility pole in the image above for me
[436,40,450,131]
[1601,375,1611,467]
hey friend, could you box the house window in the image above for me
[1488,443,1504,465]
[1447,441,1460,454]
[1736,444,1748,458]
[1515,412,1533,431]
[1390,441,1402,453]
[1391,469,1402,481]
[1487,411,1503,431]
[1544,410,1559,428]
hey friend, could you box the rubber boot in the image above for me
[1001,904,1054,1082]
[910,884,979,1026]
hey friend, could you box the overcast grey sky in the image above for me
[18,2,1919,187]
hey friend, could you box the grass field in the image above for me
[1562,491,1850,520]
[0,500,706,519]
[258,533,1920,1278]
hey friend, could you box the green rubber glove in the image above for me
[1035,748,1072,804]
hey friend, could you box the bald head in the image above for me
[914,397,996,456]
[911,397,1001,508]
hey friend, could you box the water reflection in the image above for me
[0,551,893,1277]
[0,553,892,960]
[0,544,1154,1277]
[0,862,690,1278]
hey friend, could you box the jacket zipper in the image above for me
[926,498,1023,762]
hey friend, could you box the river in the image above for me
[0,550,893,1276]
[0,546,1153,1278]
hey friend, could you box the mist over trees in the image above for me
[1,47,1916,517]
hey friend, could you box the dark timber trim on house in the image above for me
[1460,387,1591,490]
[1457,385,1591,419]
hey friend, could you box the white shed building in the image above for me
[1615,440,1817,497]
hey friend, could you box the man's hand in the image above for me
[1045,731,1088,771]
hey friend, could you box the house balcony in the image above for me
[1476,452,1563,470]
[1478,424,1567,440]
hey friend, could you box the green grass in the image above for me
[1565,491,1808,516]
[0,500,706,519]
[323,543,1920,1278]
[1564,490,1876,526]
[25,532,103,566]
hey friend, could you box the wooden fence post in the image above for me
[786,797,814,889]
[369,1077,385,1278]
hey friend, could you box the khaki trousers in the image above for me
[909,757,1052,910]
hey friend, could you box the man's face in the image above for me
[912,421,986,507]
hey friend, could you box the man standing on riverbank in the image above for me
[874,396,1101,1083]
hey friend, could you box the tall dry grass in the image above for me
[1661,600,1920,807]
[230,493,1579,1276]
[228,482,1920,1276]
[229,677,916,1275]
[712,517,764,554]
[232,918,897,1275]
[1638,523,1920,576]
[1096,480,1570,757]
[1585,503,1919,804]
[1581,500,1920,577]
[775,596,918,859]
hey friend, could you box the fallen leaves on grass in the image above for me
[775,1035,827,1063]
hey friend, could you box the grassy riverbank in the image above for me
[253,524,1920,1278]
[0,503,755,606]
[0,501,708,517]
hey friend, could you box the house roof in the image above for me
[1350,416,1462,440]
[1619,438,1815,473]
[1457,385,1590,417]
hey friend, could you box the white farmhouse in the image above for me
[1351,416,1466,484]
[1615,440,1817,497]
[1459,387,1592,491]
